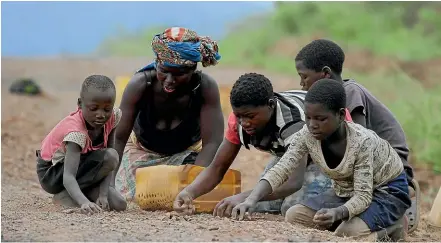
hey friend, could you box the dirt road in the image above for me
[1,57,440,241]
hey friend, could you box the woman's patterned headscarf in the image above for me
[151,27,221,68]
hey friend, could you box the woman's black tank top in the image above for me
[132,70,203,155]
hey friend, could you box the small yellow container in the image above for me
[135,164,241,213]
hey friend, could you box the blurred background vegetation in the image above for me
[97,2,441,172]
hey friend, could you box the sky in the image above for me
[1,1,273,57]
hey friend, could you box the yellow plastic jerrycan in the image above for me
[115,76,131,106]
[134,164,241,213]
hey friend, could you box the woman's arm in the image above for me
[194,73,224,167]
[110,72,148,186]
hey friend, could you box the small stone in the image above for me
[306,234,320,242]
[288,237,302,242]
[62,209,76,214]
[209,227,219,231]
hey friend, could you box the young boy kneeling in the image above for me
[36,75,127,214]
[232,79,411,241]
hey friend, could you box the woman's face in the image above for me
[156,64,195,93]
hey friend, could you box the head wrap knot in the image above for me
[151,27,221,68]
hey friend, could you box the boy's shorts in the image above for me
[36,149,107,194]
[300,172,411,231]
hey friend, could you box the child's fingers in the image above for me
[231,206,239,220]
[316,213,331,221]
[174,199,193,215]
[175,204,187,213]
[173,199,185,212]
[81,206,94,215]
[313,209,328,220]
[214,201,227,217]
[314,217,333,226]
[316,208,328,215]
[177,203,194,215]
[225,204,234,217]
[92,204,102,213]
[238,208,245,221]
[213,199,225,216]
[313,212,332,225]
[102,202,109,210]
[182,196,193,208]
[238,205,248,221]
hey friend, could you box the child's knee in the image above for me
[285,204,316,225]
[40,181,64,195]
[334,217,371,237]
[102,148,119,171]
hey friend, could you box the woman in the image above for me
[111,27,224,200]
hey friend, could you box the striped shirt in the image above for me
[225,90,307,157]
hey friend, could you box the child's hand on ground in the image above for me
[213,194,247,217]
[313,208,340,226]
[80,202,102,215]
[96,195,109,211]
[231,200,256,221]
[173,189,195,215]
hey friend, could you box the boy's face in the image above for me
[156,63,195,94]
[304,102,345,141]
[78,88,115,129]
[295,60,329,91]
[232,104,274,136]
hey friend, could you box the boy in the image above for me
[294,39,419,232]
[36,75,127,214]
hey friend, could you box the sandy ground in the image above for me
[1,57,441,241]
